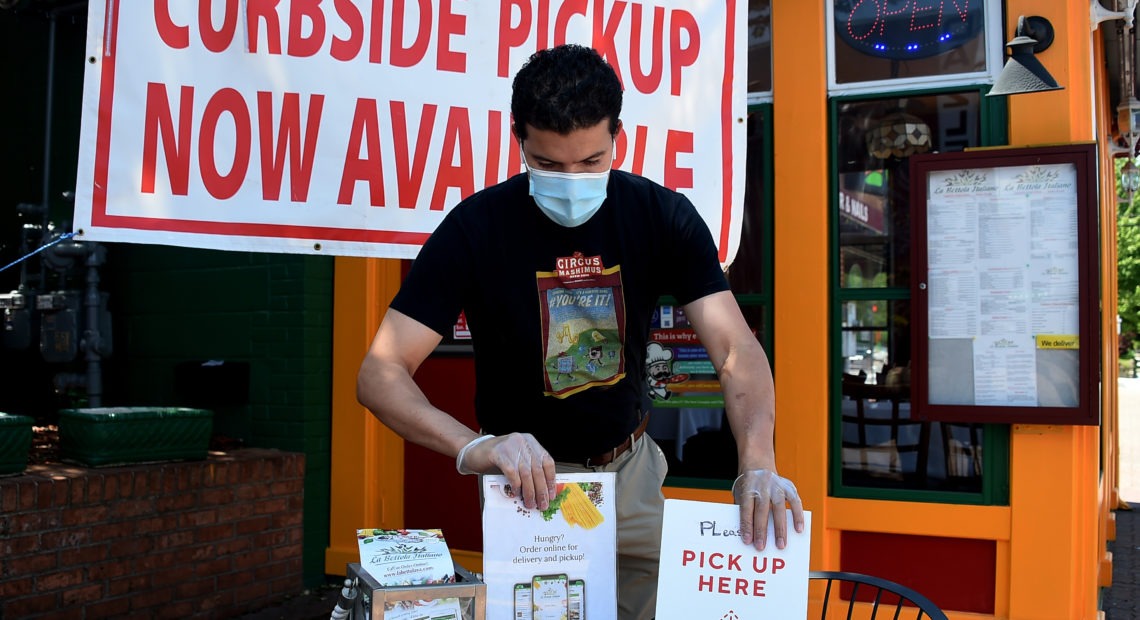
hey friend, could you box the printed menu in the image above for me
[926,163,1080,406]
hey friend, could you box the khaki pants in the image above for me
[556,434,668,620]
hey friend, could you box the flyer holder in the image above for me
[346,561,487,620]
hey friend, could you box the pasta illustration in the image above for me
[561,483,604,529]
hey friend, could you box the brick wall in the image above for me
[0,449,305,619]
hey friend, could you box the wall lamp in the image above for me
[1123,159,1140,197]
[1118,98,1140,198]
[987,16,1062,96]
[1113,0,1140,199]
[1092,0,1138,30]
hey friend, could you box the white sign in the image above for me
[655,499,811,620]
[481,473,617,620]
[73,1,747,266]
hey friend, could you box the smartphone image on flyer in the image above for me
[568,579,585,620]
[513,582,533,620]
[531,574,568,620]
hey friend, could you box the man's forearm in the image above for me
[357,357,479,458]
[718,342,778,473]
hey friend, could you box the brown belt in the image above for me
[583,413,650,467]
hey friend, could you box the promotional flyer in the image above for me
[356,528,454,586]
[482,473,617,620]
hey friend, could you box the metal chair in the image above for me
[809,571,949,620]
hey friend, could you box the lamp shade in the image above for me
[865,111,932,159]
[1117,93,1140,137]
[987,23,1062,96]
[1122,159,1140,194]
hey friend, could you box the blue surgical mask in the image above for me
[522,146,611,227]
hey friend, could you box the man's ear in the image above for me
[511,122,523,141]
[613,119,623,137]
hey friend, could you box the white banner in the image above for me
[74,0,746,266]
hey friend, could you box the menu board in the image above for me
[910,144,1098,425]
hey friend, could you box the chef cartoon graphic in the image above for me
[646,342,679,400]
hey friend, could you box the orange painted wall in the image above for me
[1000,3,1104,618]
[325,257,407,574]
[768,0,833,577]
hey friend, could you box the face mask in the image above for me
[522,145,611,227]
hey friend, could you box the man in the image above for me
[356,43,803,620]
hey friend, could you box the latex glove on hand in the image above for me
[456,433,558,511]
[733,468,805,551]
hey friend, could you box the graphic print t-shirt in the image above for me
[539,255,626,398]
[389,171,729,459]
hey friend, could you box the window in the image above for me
[832,90,1008,502]
[423,4,780,487]
[747,0,772,103]
[650,107,774,487]
[827,0,1003,95]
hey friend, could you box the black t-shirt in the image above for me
[391,170,729,461]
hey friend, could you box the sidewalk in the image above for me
[1103,377,1140,618]
[233,583,343,620]
[1103,503,1138,619]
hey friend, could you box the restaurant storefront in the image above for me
[326,2,1125,618]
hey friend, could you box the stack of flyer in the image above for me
[357,528,464,619]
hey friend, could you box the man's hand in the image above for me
[459,433,558,510]
[733,469,805,550]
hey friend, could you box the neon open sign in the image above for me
[834,0,986,60]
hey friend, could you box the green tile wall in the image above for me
[109,244,334,586]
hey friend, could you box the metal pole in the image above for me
[83,246,103,407]
[41,7,57,234]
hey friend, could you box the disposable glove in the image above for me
[732,468,805,550]
[455,433,557,510]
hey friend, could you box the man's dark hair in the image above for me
[511,44,623,140]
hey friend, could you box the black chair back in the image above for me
[809,570,949,620]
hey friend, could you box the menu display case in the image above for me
[909,143,1099,425]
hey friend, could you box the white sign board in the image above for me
[656,499,812,620]
[73,1,747,266]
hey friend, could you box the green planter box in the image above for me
[0,413,34,476]
[59,407,213,467]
